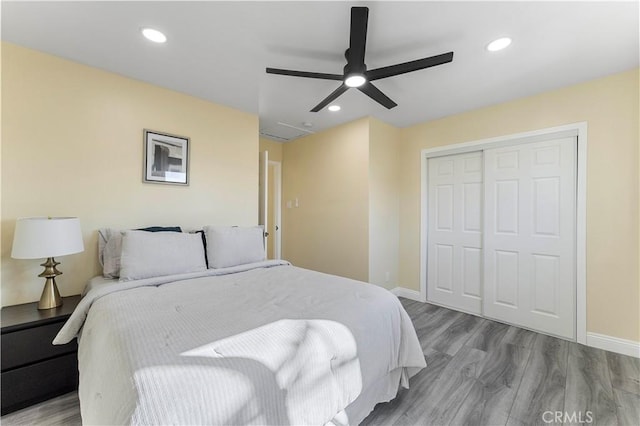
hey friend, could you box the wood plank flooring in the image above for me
[2,298,638,425]
[363,299,639,426]
[1,391,81,426]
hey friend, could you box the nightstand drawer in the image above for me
[1,352,78,415]
[1,321,77,371]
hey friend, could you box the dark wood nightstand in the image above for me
[1,295,81,415]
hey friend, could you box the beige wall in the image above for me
[368,118,400,290]
[282,118,370,281]
[398,68,639,341]
[259,137,283,163]
[1,43,259,306]
[280,118,401,288]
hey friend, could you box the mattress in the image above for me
[55,261,426,425]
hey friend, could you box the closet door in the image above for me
[427,152,483,315]
[483,137,577,339]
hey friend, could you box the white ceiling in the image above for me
[3,1,638,141]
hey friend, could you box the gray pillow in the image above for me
[99,228,124,279]
[99,226,183,278]
[204,226,265,269]
[119,231,207,281]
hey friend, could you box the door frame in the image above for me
[269,160,282,259]
[259,151,269,253]
[420,122,588,344]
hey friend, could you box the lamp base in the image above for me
[37,257,63,310]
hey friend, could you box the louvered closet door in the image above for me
[483,137,577,339]
[427,152,483,315]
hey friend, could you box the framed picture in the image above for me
[143,129,190,185]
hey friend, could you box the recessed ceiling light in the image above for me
[487,37,511,52]
[141,28,167,43]
[328,105,341,112]
[345,74,366,88]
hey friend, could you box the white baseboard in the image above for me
[390,287,425,302]
[586,332,640,358]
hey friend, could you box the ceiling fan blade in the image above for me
[358,82,397,109]
[311,84,349,112]
[366,52,454,81]
[348,7,369,65]
[266,68,343,81]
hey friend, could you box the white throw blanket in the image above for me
[56,262,426,425]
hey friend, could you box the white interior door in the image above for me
[427,151,483,315]
[483,137,577,339]
[258,150,269,253]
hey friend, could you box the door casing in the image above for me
[268,160,282,259]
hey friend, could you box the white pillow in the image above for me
[119,231,207,281]
[204,226,265,268]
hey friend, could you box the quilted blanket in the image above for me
[56,261,425,425]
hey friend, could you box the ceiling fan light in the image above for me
[345,74,366,88]
[487,37,511,52]
[141,28,167,43]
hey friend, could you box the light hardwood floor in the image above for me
[3,298,639,425]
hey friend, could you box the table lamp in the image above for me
[11,217,84,310]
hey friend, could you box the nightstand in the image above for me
[1,295,81,415]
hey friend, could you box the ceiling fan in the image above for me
[266,6,454,112]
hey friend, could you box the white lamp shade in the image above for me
[11,217,84,259]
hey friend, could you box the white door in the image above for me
[483,137,577,339]
[427,151,483,315]
[258,150,269,253]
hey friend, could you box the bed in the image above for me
[54,227,426,425]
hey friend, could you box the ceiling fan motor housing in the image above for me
[343,52,366,78]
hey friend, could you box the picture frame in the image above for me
[143,129,190,186]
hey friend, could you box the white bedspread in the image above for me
[55,261,425,425]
